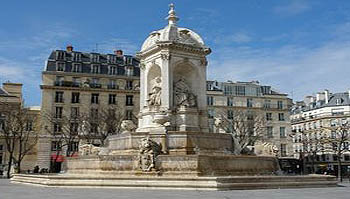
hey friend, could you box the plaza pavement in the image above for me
[0,179,349,199]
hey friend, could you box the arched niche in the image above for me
[172,61,202,107]
[146,64,161,101]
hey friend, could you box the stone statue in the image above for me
[254,141,279,156]
[174,77,197,107]
[79,144,101,156]
[148,77,162,106]
[138,136,162,172]
[121,120,137,133]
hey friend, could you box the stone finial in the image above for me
[166,3,179,26]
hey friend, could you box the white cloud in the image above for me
[274,0,310,16]
[214,32,252,45]
[208,33,350,101]
[97,38,139,55]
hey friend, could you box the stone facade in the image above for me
[39,46,140,170]
[0,83,40,174]
[290,89,350,173]
[206,80,293,157]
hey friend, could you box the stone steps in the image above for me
[11,174,337,191]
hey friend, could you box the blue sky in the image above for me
[1,0,350,106]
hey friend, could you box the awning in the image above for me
[51,154,65,162]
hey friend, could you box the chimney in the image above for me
[324,89,329,104]
[2,82,23,101]
[114,50,123,56]
[316,92,325,102]
[66,44,73,52]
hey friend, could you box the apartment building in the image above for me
[206,80,293,157]
[290,90,350,174]
[38,45,140,170]
[0,83,40,175]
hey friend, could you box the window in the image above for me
[56,62,65,71]
[91,64,100,74]
[55,92,64,103]
[235,86,245,96]
[227,110,234,120]
[126,66,134,76]
[208,109,215,119]
[0,145,3,151]
[109,94,116,105]
[280,144,287,157]
[280,127,286,138]
[91,54,99,62]
[90,123,98,133]
[90,78,101,88]
[72,77,80,87]
[247,98,253,107]
[264,100,271,109]
[56,51,65,60]
[71,107,79,119]
[90,108,99,119]
[70,123,79,134]
[25,121,33,131]
[91,94,99,104]
[126,95,133,106]
[267,126,273,138]
[278,113,285,121]
[227,97,233,106]
[51,141,62,151]
[55,107,63,118]
[266,113,273,121]
[126,80,133,90]
[126,110,133,120]
[207,96,214,106]
[72,63,81,73]
[68,142,79,152]
[55,76,64,86]
[53,123,62,133]
[109,66,117,75]
[108,79,116,89]
[277,101,283,109]
[72,52,81,62]
[71,92,80,103]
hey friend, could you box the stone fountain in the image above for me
[11,4,337,190]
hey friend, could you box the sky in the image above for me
[1,0,350,106]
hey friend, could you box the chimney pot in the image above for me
[114,50,123,56]
[66,44,73,52]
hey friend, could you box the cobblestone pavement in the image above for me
[1,180,349,199]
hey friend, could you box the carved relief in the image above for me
[161,53,170,60]
[117,79,125,89]
[200,58,208,66]
[138,136,162,172]
[174,77,197,107]
[148,77,162,106]
[121,120,137,133]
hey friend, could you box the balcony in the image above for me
[107,85,117,89]
[54,81,80,87]
[89,83,102,89]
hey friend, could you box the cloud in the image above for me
[273,0,310,16]
[97,38,139,55]
[208,28,350,101]
[214,32,252,45]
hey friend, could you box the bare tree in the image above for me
[80,106,125,146]
[322,121,350,182]
[0,103,39,178]
[295,129,326,174]
[215,109,266,154]
[43,110,84,172]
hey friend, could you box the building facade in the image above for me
[206,80,293,157]
[0,83,40,175]
[38,45,141,170]
[290,90,350,174]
